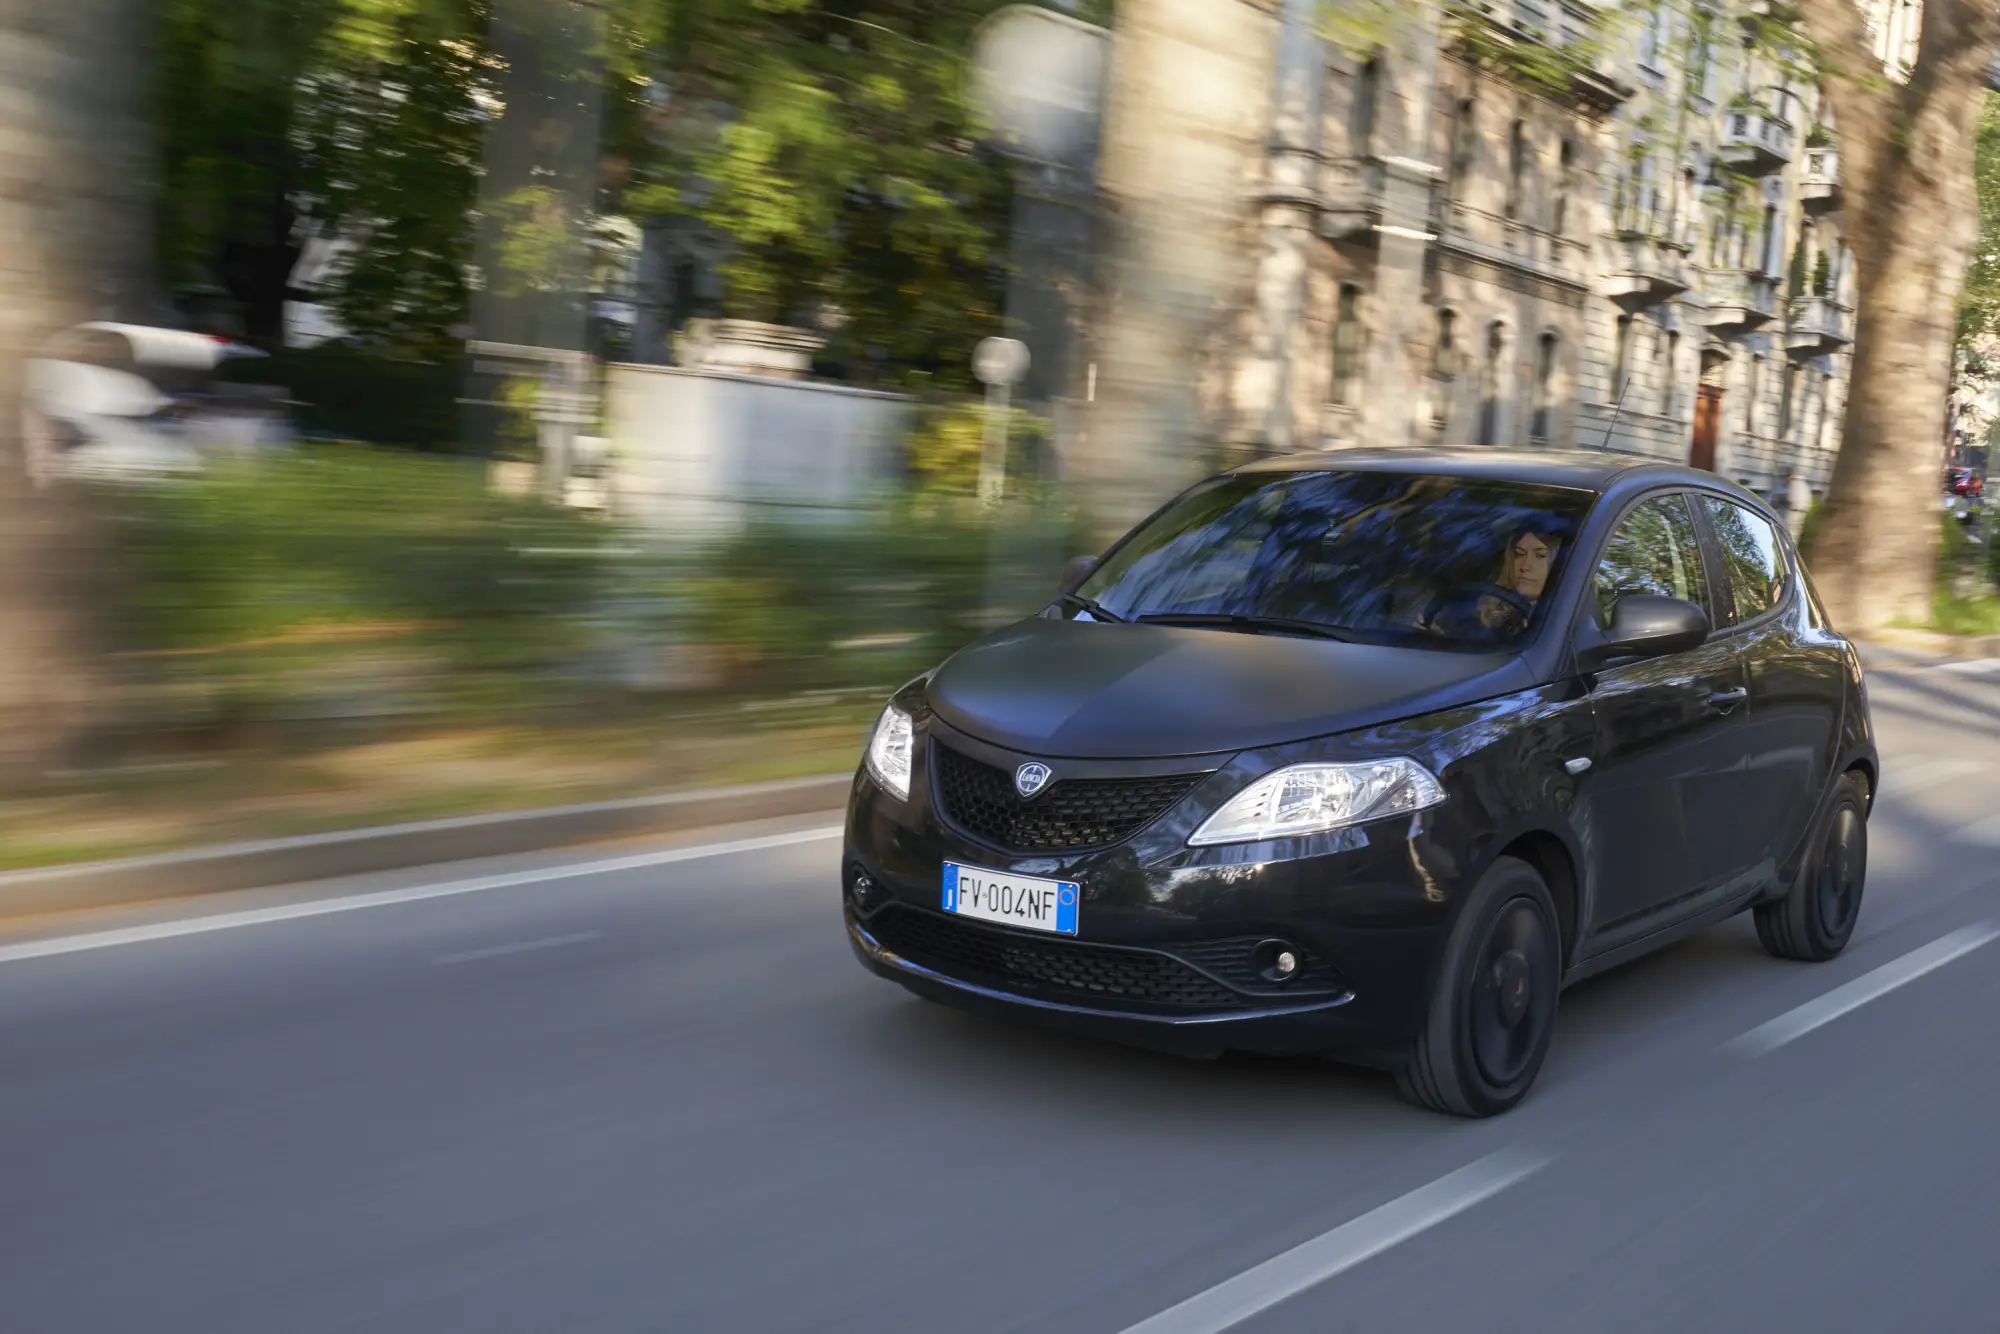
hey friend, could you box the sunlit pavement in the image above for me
[3,661,1999,1333]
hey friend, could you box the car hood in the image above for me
[926,616,1531,759]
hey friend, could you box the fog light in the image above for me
[1252,938,1303,984]
[846,863,881,910]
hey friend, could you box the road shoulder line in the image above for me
[1116,1146,1553,1334]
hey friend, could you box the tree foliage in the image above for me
[601,0,1020,387]
[159,0,1028,383]
[1958,94,2000,353]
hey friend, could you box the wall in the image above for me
[604,365,910,538]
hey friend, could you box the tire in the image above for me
[1754,771,1868,963]
[1395,856,1562,1118]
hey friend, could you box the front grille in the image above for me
[932,744,1204,853]
[867,905,1245,1010]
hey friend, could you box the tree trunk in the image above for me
[1794,0,2000,631]
[0,0,154,777]
[1808,85,1982,630]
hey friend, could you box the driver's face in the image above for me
[1507,534,1558,600]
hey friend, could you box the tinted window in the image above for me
[1074,470,1596,650]
[1593,493,1710,627]
[1700,496,1788,621]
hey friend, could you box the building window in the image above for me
[1553,140,1574,236]
[1431,308,1458,426]
[1662,330,1679,415]
[1479,321,1507,445]
[1530,333,1558,442]
[1611,314,1633,402]
[1780,362,1800,436]
[1353,59,1379,155]
[1331,284,1362,407]
[1447,98,1475,201]
[1746,353,1762,433]
[1760,203,1778,275]
[1505,121,1528,222]
[1639,1,1665,65]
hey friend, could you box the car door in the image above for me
[1575,491,1749,939]
[1696,495,1843,889]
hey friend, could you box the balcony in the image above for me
[1786,294,1851,354]
[1800,147,1840,213]
[1603,233,1692,306]
[1321,156,1387,240]
[1719,105,1794,175]
[1696,268,1780,333]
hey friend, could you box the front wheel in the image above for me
[1754,771,1869,962]
[1395,856,1561,1118]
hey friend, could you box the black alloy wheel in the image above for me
[1397,856,1561,1118]
[1756,770,1869,963]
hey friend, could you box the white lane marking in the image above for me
[1939,658,2000,676]
[1881,758,1984,799]
[1116,1147,1553,1334]
[0,826,842,966]
[435,931,601,966]
[1725,922,2000,1058]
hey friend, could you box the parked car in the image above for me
[21,322,284,487]
[842,449,1876,1117]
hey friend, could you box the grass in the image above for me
[1929,511,2000,636]
[0,702,874,874]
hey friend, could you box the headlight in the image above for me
[864,704,914,802]
[1187,758,1445,847]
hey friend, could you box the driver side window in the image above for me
[1593,493,1711,627]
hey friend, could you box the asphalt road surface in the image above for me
[6,653,2000,1333]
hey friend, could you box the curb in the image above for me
[0,773,853,920]
[1855,629,2000,662]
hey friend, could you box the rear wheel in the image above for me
[1754,771,1868,962]
[1395,857,1560,1118]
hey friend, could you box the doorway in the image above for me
[1690,383,1723,472]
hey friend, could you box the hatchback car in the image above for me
[842,449,1876,1116]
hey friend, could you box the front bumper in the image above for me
[846,906,1375,1059]
[842,731,1465,1060]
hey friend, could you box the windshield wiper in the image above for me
[1057,591,1126,623]
[1133,612,1355,642]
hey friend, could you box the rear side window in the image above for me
[1699,497,1788,622]
[1593,493,1710,627]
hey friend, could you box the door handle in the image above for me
[1708,686,1749,712]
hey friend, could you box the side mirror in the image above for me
[1058,555,1099,595]
[1576,594,1709,672]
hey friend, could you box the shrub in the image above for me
[231,344,464,450]
[102,447,605,725]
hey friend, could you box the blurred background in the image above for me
[0,0,1996,870]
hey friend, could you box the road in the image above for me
[5,654,2000,1333]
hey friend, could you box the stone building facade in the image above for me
[1169,0,1867,500]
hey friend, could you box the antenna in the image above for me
[1599,376,1632,450]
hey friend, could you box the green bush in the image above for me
[232,345,464,449]
[1795,499,1824,562]
[103,447,605,723]
[685,497,1087,696]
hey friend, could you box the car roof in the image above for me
[1230,446,1756,499]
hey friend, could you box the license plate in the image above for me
[942,862,1079,936]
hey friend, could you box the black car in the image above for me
[842,449,1876,1116]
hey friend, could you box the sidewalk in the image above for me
[0,772,853,921]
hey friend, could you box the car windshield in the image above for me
[1072,469,1597,651]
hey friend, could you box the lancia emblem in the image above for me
[1014,762,1053,799]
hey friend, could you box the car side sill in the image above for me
[1564,888,1763,988]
